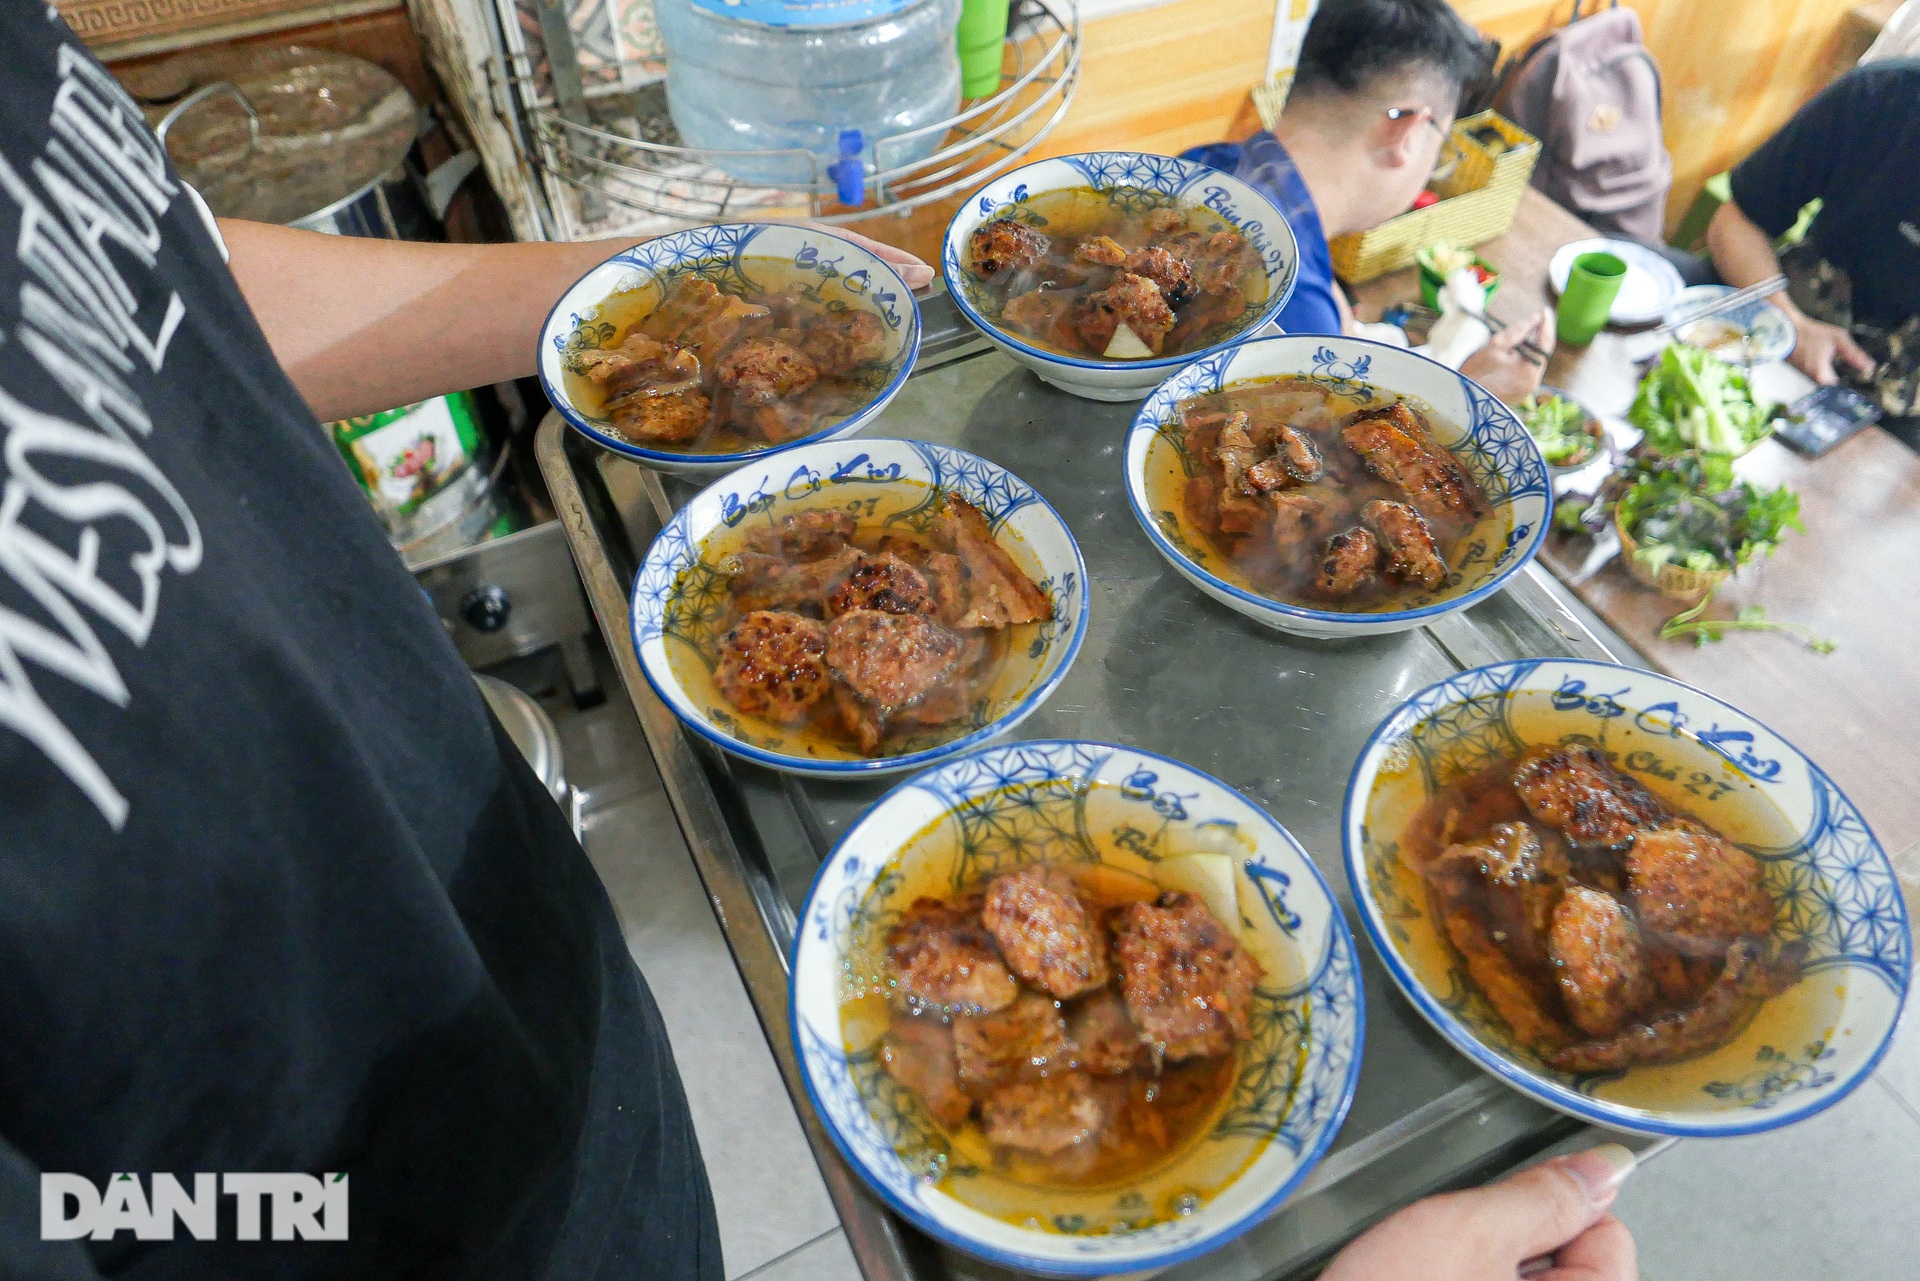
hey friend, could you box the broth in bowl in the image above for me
[669,489,1054,759]
[961,188,1267,362]
[559,260,897,455]
[1143,377,1512,614]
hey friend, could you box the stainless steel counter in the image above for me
[536,290,1665,1281]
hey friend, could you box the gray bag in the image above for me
[1494,2,1674,241]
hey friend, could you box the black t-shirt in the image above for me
[0,11,716,1279]
[1729,58,1920,328]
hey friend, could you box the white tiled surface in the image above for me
[1614,1003,1920,1280]
[738,1229,861,1281]
[559,693,850,1281]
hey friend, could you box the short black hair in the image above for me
[1293,0,1490,112]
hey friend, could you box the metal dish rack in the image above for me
[483,0,1080,241]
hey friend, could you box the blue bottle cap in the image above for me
[830,128,866,206]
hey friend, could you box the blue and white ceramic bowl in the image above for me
[1663,283,1797,366]
[629,438,1088,777]
[793,740,1364,1275]
[1124,335,1551,639]
[1345,658,1910,1138]
[942,152,1299,402]
[540,223,922,479]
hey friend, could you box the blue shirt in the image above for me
[1209,132,1341,336]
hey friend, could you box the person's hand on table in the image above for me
[1786,311,1874,385]
[1460,307,1556,405]
[1320,1144,1639,1281]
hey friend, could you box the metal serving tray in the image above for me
[536,289,1666,1281]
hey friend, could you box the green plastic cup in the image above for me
[958,0,1012,98]
[1556,251,1627,345]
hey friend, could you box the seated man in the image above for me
[1222,0,1552,399]
[1708,59,1920,398]
[1234,0,1487,337]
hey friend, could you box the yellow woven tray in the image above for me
[1330,111,1541,284]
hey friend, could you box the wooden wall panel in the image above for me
[1025,0,1872,237]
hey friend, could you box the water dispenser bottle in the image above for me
[654,0,965,192]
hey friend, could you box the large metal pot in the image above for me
[141,45,476,239]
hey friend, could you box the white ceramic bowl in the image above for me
[1124,335,1552,639]
[792,739,1364,1275]
[629,438,1088,777]
[1662,283,1797,366]
[540,223,922,479]
[942,152,1299,402]
[1345,658,1910,1138]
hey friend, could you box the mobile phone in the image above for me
[1775,384,1881,457]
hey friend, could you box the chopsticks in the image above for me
[1652,274,1788,338]
[1395,301,1551,366]
[1484,312,1552,367]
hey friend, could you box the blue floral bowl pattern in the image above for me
[629,438,1089,777]
[1124,334,1552,639]
[942,152,1299,402]
[1662,284,1797,366]
[539,223,922,479]
[792,740,1364,1275]
[1344,658,1910,1137]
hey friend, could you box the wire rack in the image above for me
[484,0,1080,242]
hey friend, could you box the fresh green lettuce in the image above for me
[1628,344,1775,456]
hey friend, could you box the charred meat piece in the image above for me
[1165,283,1247,351]
[886,896,1017,1017]
[742,400,824,444]
[801,309,887,376]
[716,338,820,405]
[833,682,886,755]
[642,278,770,355]
[1431,821,1564,977]
[1362,498,1449,589]
[577,332,703,402]
[952,991,1071,1091]
[1163,229,1257,294]
[1126,246,1196,306]
[881,1016,972,1128]
[610,389,710,443]
[981,867,1111,999]
[1271,423,1324,483]
[1073,273,1176,355]
[1549,887,1653,1037]
[1429,875,1570,1050]
[826,609,964,713]
[1340,401,1487,524]
[1112,891,1264,1061]
[1214,411,1262,496]
[743,510,856,558]
[826,553,934,618]
[1065,990,1150,1075]
[712,610,831,724]
[968,218,1051,277]
[724,545,863,616]
[1627,825,1774,957]
[1549,939,1803,1073]
[1312,526,1380,599]
[1000,289,1079,351]
[930,494,1051,629]
[1244,456,1298,493]
[1074,235,1129,267]
[1512,745,1666,849]
[1271,488,1347,560]
[1144,208,1187,236]
[980,1072,1104,1155]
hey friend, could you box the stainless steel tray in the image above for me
[536,289,1666,1281]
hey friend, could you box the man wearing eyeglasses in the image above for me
[1191,0,1554,398]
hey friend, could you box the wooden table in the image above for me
[1352,188,1920,859]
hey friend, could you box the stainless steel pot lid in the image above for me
[475,674,569,802]
[128,45,418,226]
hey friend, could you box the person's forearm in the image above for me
[1705,201,1800,319]
[219,221,638,422]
